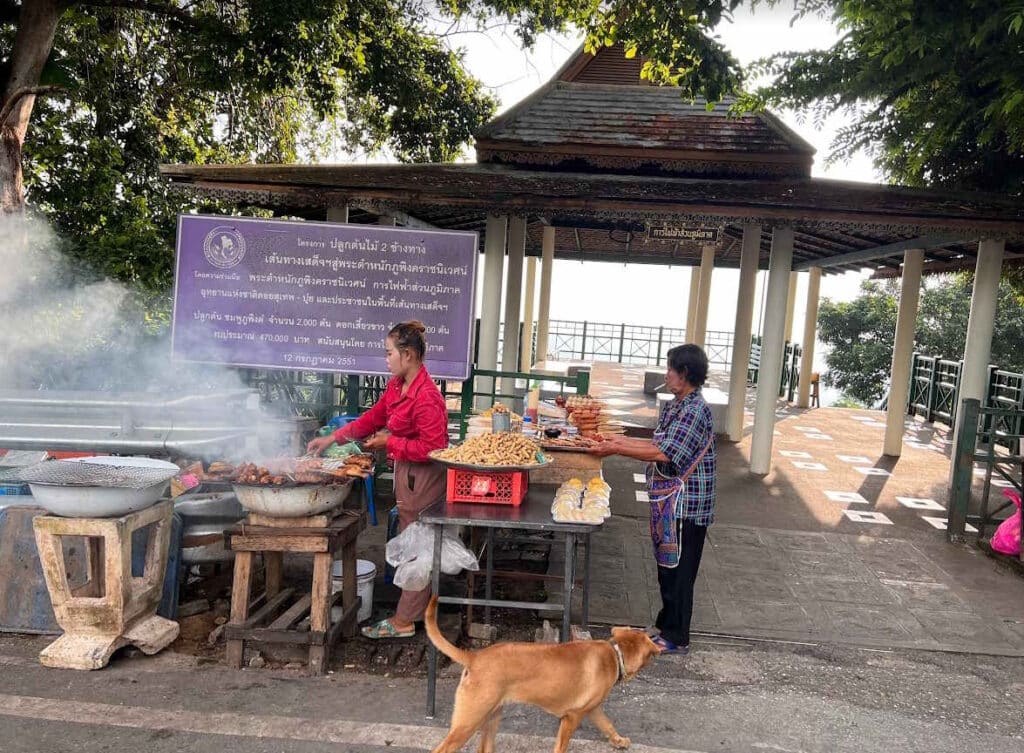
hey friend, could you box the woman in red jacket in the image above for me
[307,320,449,639]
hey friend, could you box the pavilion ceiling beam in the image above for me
[793,234,966,271]
[347,202,439,230]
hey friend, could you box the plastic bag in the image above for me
[441,530,480,575]
[385,522,479,580]
[991,489,1022,556]
[393,558,432,591]
[323,440,363,459]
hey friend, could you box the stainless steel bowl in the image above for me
[232,481,354,518]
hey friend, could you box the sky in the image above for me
[439,5,878,388]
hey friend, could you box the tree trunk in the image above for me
[1,0,65,213]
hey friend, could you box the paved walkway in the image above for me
[554,363,1024,656]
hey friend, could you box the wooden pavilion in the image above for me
[162,44,1024,475]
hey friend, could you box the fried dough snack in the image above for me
[434,432,540,466]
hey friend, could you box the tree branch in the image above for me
[0,85,64,125]
[75,0,201,28]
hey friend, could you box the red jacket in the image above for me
[333,367,449,463]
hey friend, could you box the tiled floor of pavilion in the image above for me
[552,362,1024,655]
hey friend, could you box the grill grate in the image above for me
[7,461,179,489]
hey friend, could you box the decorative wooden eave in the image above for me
[160,162,1024,276]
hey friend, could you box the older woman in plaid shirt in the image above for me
[590,344,716,654]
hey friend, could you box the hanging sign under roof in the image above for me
[645,224,721,244]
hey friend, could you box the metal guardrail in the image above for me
[909,354,1024,451]
[947,398,1023,559]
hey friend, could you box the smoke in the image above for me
[0,213,255,397]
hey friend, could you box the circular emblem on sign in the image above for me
[203,226,246,269]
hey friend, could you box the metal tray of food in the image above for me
[427,450,554,473]
[538,442,595,454]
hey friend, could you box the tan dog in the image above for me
[425,596,660,753]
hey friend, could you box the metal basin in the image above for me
[175,491,244,563]
[232,481,354,518]
[27,456,179,518]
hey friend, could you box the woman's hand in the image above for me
[363,431,390,451]
[306,435,335,456]
[588,437,622,458]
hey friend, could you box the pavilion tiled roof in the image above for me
[475,83,815,178]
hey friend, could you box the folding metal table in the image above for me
[421,487,597,717]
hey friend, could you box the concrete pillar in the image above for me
[501,216,527,372]
[685,267,700,341]
[883,249,924,456]
[326,206,349,223]
[521,256,538,370]
[950,239,1005,478]
[726,224,761,442]
[796,267,822,409]
[535,226,555,364]
[692,245,716,347]
[783,271,799,344]
[477,215,507,407]
[750,226,794,475]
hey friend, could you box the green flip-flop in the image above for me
[361,619,415,639]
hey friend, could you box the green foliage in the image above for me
[4,2,500,292]
[748,1,1024,194]
[817,280,899,406]
[831,395,866,409]
[818,275,1024,406]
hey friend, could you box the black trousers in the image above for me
[654,519,708,646]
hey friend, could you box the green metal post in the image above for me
[618,323,626,363]
[345,375,360,416]
[580,321,588,360]
[947,397,980,542]
[656,326,664,364]
[576,370,590,397]
[459,369,475,440]
[926,357,939,422]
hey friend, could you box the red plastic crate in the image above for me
[446,468,528,506]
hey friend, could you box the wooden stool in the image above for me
[32,499,179,670]
[224,509,362,675]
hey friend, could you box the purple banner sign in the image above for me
[171,214,478,379]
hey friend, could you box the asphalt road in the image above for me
[1,632,1022,753]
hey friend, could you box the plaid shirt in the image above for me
[653,389,717,525]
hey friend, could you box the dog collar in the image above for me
[609,639,627,683]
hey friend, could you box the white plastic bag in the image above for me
[385,521,435,567]
[393,558,433,590]
[441,528,480,575]
[385,522,480,582]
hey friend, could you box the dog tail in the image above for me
[425,595,473,667]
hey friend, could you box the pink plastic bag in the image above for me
[991,489,1022,556]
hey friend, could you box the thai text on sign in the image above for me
[171,215,479,379]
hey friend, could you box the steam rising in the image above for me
[0,213,255,396]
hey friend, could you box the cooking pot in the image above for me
[232,480,354,518]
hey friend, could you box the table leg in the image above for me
[226,551,253,669]
[308,551,332,676]
[583,533,592,629]
[426,522,443,718]
[466,528,476,627]
[264,552,283,598]
[485,527,494,626]
[562,533,574,641]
